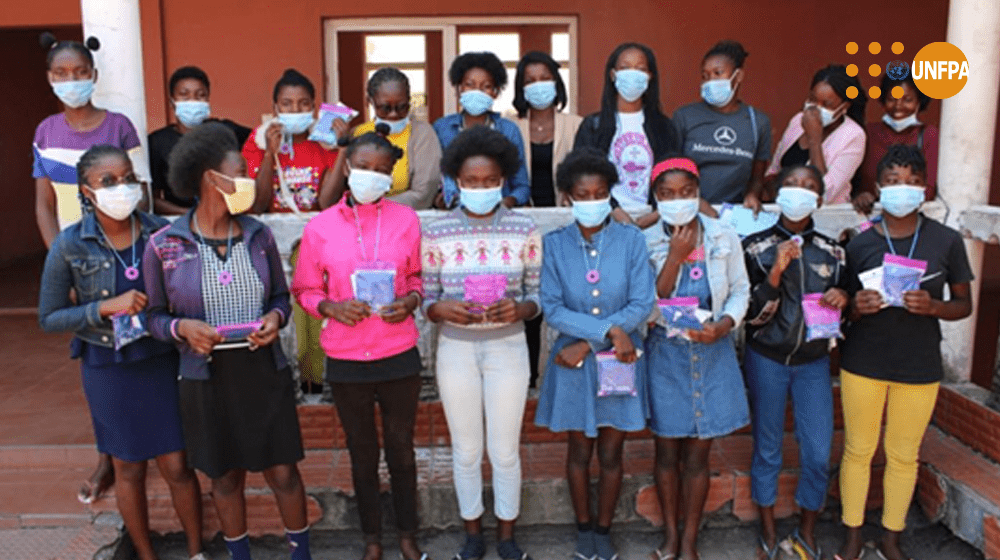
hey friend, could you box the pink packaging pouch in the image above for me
[596,351,638,397]
[309,102,359,145]
[112,312,148,350]
[658,297,702,337]
[801,293,842,342]
[881,254,927,307]
[216,321,263,342]
[464,274,508,314]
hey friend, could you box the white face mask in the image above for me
[805,102,843,127]
[882,112,921,133]
[88,183,143,221]
[348,167,393,204]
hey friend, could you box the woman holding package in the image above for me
[535,147,655,560]
[643,157,750,560]
[423,126,542,560]
[836,144,972,560]
[292,130,427,560]
[145,123,312,560]
[742,164,848,560]
[39,145,206,560]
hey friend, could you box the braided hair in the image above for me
[40,32,100,69]
[367,67,410,99]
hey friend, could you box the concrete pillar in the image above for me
[80,0,151,181]
[938,0,1000,381]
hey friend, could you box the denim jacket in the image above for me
[644,214,750,326]
[38,211,169,351]
[143,209,291,380]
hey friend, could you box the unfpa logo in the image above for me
[844,41,968,100]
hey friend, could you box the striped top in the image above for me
[422,206,542,331]
[32,111,146,230]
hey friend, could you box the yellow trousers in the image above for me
[839,370,939,531]
[290,243,325,385]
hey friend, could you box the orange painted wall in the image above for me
[145,0,948,137]
[1,0,79,27]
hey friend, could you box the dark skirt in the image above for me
[81,352,185,463]
[179,347,304,479]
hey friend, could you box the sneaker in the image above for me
[497,539,532,560]
[453,534,485,560]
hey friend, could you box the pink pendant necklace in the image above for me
[193,215,235,286]
[580,226,607,284]
[97,215,140,281]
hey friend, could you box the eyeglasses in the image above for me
[374,102,410,114]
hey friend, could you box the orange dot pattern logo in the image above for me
[843,40,968,100]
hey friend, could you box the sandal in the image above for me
[572,554,595,560]
[873,548,911,560]
[790,529,823,560]
[758,534,780,560]
[649,549,674,560]
[401,555,429,560]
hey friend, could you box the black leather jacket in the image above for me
[742,223,847,366]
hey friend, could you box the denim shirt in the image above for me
[432,112,531,207]
[38,211,170,352]
[644,214,750,326]
[143,209,291,380]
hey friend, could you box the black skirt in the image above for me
[179,347,304,479]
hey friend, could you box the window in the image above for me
[325,17,578,123]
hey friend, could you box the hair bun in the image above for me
[373,122,391,137]
[39,31,58,50]
[282,68,303,80]
[85,36,100,51]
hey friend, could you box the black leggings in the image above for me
[330,374,421,538]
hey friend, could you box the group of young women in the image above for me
[34,30,966,560]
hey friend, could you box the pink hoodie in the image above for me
[292,195,423,361]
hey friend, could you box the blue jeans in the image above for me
[745,345,833,511]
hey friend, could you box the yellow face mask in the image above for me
[212,171,256,215]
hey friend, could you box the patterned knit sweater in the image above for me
[422,206,542,332]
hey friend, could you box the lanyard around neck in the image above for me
[351,204,382,262]
[882,215,922,259]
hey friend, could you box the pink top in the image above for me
[292,195,423,361]
[766,111,867,204]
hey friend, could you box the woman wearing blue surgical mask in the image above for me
[423,126,542,560]
[855,73,938,215]
[742,164,848,560]
[511,51,583,208]
[32,31,148,507]
[535,148,654,560]
[433,52,531,210]
[643,157,750,560]
[148,66,252,215]
[322,67,442,210]
[766,64,867,205]
[573,43,679,229]
[34,33,147,249]
[243,68,339,213]
[836,145,972,560]
[673,41,772,212]
[38,145,207,560]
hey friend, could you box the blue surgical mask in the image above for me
[374,115,410,135]
[277,111,315,135]
[571,198,612,227]
[657,198,699,226]
[882,112,921,133]
[459,185,503,215]
[52,78,95,109]
[700,70,739,107]
[776,186,819,221]
[174,100,210,128]
[879,184,925,217]
[613,69,649,103]
[523,81,557,110]
[460,90,494,116]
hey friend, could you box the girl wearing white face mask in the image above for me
[39,146,209,560]
[854,73,938,215]
[244,68,339,214]
[673,41,772,213]
[574,42,680,229]
[148,66,253,216]
[643,157,750,560]
[293,131,428,560]
[766,64,867,205]
[323,67,442,210]
[34,33,148,250]
[742,164,848,560]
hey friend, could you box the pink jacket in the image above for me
[292,195,423,361]
[766,111,867,204]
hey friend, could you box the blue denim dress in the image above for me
[535,221,655,438]
[646,238,750,439]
